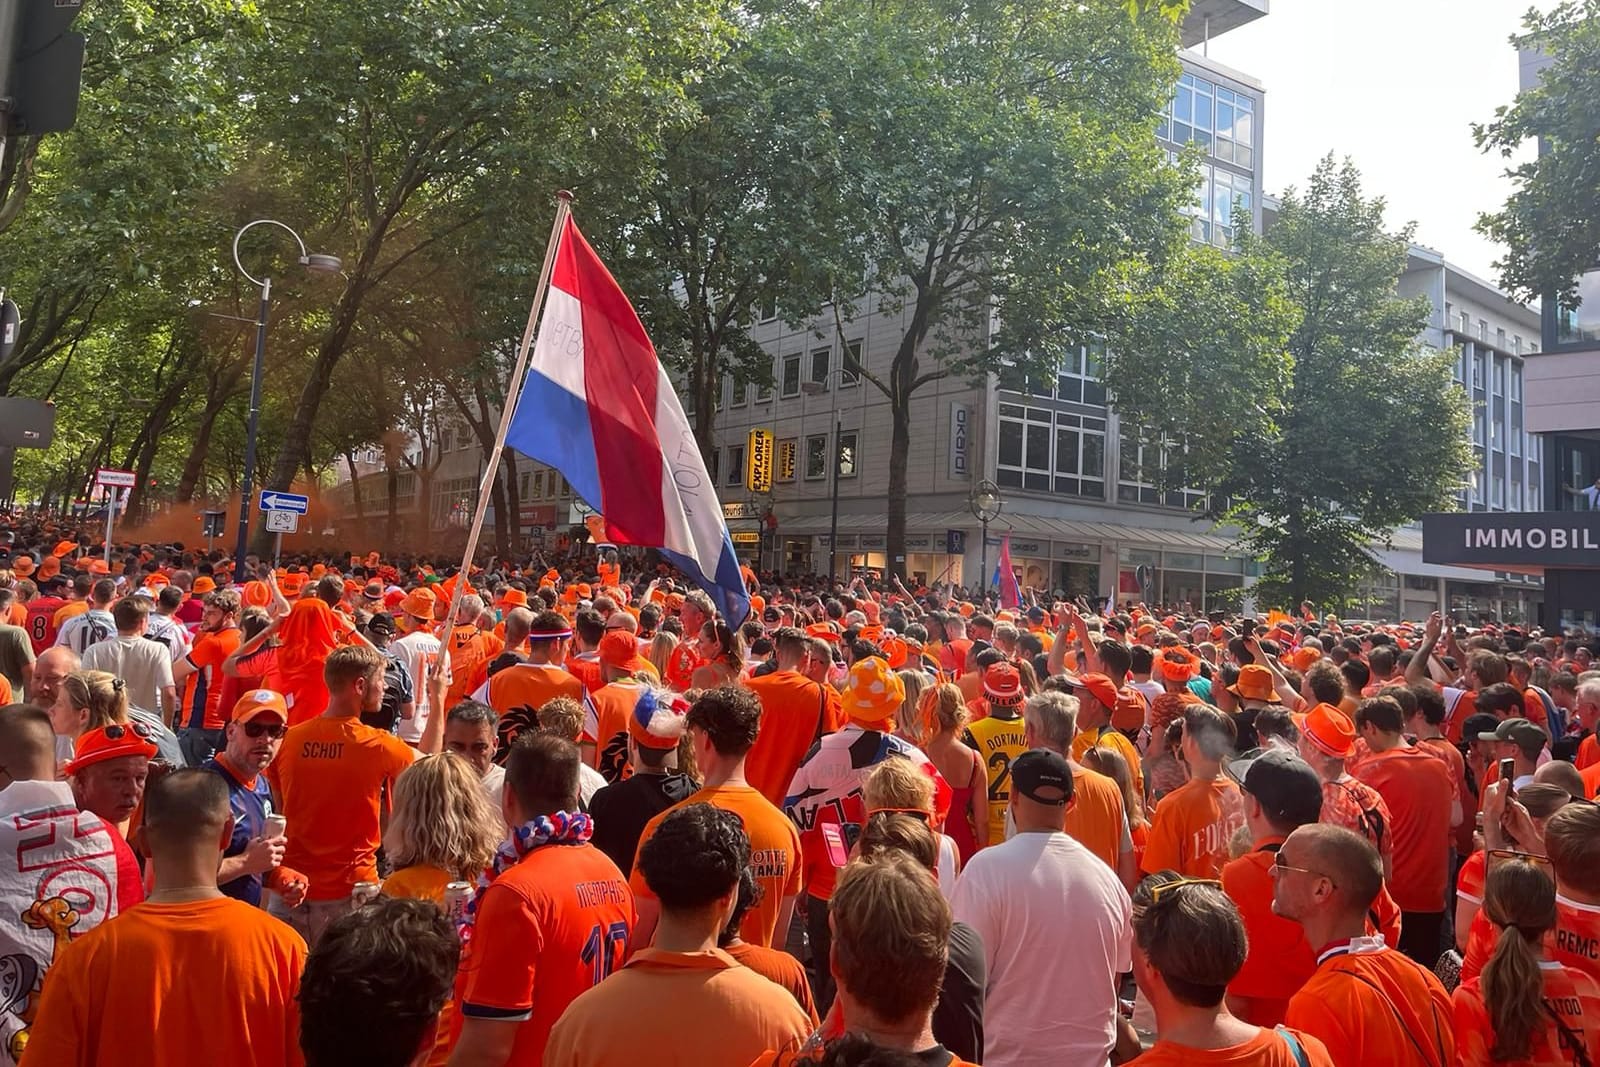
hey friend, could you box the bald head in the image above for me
[0,705,59,783]
[30,646,80,707]
[503,607,534,646]
[1286,823,1384,914]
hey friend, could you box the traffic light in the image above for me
[0,0,87,137]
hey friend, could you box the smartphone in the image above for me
[841,821,862,852]
[1499,757,1516,792]
[821,823,850,867]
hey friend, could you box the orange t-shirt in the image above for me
[1578,735,1599,772]
[1150,689,1203,739]
[1129,1026,1335,1066]
[630,784,802,948]
[1063,765,1126,873]
[744,670,843,807]
[1222,839,1316,1026]
[1583,761,1600,801]
[52,600,88,629]
[182,627,242,730]
[265,715,415,900]
[1417,735,1473,855]
[483,662,585,719]
[1452,964,1600,1067]
[1071,723,1145,801]
[1141,775,1245,879]
[1284,943,1454,1067]
[381,864,456,1067]
[724,940,821,1026]
[25,897,307,1067]
[455,842,634,1067]
[0,674,10,706]
[585,679,648,782]
[1352,745,1453,912]
[544,948,812,1067]
[565,652,605,695]
[446,625,503,707]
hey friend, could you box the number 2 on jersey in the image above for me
[987,750,1012,803]
[580,920,629,985]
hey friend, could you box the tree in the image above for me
[786,0,1196,579]
[1474,0,1600,305]
[1203,157,1469,607]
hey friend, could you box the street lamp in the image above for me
[800,373,845,582]
[969,478,1003,600]
[230,220,341,564]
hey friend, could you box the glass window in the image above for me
[755,371,773,403]
[1511,365,1522,401]
[999,420,1023,468]
[810,347,830,386]
[731,379,747,408]
[758,293,777,322]
[837,431,857,478]
[805,435,827,479]
[782,354,801,397]
[727,444,744,486]
[842,340,863,385]
[1472,350,1484,388]
[709,449,720,485]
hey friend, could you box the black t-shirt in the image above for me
[588,772,696,877]
[932,920,985,1064]
[359,647,414,733]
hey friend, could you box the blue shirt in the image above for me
[201,755,274,905]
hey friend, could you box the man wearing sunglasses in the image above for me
[203,690,304,909]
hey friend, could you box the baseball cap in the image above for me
[232,689,290,724]
[1480,717,1546,749]
[365,612,396,638]
[65,722,159,775]
[598,630,651,673]
[1010,749,1075,805]
[1296,702,1356,759]
[1061,672,1119,711]
[982,663,1023,707]
[1111,685,1150,733]
[1459,712,1500,744]
[1226,748,1324,826]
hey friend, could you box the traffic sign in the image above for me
[258,490,308,514]
[264,510,299,534]
[94,468,136,489]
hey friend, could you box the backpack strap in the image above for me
[1275,1027,1311,1067]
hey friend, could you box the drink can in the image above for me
[351,881,381,906]
[443,881,473,924]
[263,814,287,839]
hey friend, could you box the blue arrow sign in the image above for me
[258,490,309,514]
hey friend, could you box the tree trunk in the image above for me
[385,461,399,550]
[344,450,367,523]
[500,451,521,561]
[489,459,510,562]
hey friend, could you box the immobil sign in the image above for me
[1422,512,1600,569]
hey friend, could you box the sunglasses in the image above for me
[102,722,155,742]
[1487,848,1551,867]
[242,722,287,740]
[1147,877,1221,903]
[1271,855,1333,883]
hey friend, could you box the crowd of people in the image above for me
[0,517,1598,1066]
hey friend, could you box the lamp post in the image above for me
[969,478,1003,601]
[800,372,845,583]
[230,220,341,565]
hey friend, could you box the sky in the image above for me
[1205,0,1551,286]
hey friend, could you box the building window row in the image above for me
[1118,435,1209,510]
[1161,73,1255,168]
[996,403,1106,498]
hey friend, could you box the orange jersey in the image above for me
[1417,735,1474,855]
[1062,765,1126,873]
[380,864,456,1067]
[565,652,605,695]
[482,662,586,719]
[1583,760,1600,801]
[1222,839,1316,1026]
[743,670,843,807]
[265,715,415,900]
[1452,963,1600,1067]
[1130,1026,1335,1066]
[1285,941,1453,1067]
[1463,892,1600,987]
[446,625,502,707]
[1352,745,1454,912]
[724,940,821,1026]
[1141,774,1245,879]
[631,784,802,948]
[1578,734,1599,772]
[455,842,634,1067]
[181,627,242,731]
[25,897,307,1067]
[1071,723,1145,801]
[585,679,647,783]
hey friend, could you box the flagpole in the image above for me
[441,190,574,635]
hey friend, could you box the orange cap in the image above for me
[242,581,272,608]
[232,689,290,724]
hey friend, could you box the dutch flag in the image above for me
[504,215,751,625]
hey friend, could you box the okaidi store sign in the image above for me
[1423,511,1600,569]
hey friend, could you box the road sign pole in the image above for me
[273,531,282,568]
[235,278,271,565]
[103,488,115,565]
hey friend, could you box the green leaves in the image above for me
[1474,0,1600,304]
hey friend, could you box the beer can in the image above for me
[443,881,473,924]
[351,881,381,906]
[263,814,287,839]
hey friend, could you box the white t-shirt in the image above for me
[390,630,443,744]
[143,611,192,662]
[951,830,1132,1067]
[81,635,175,717]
